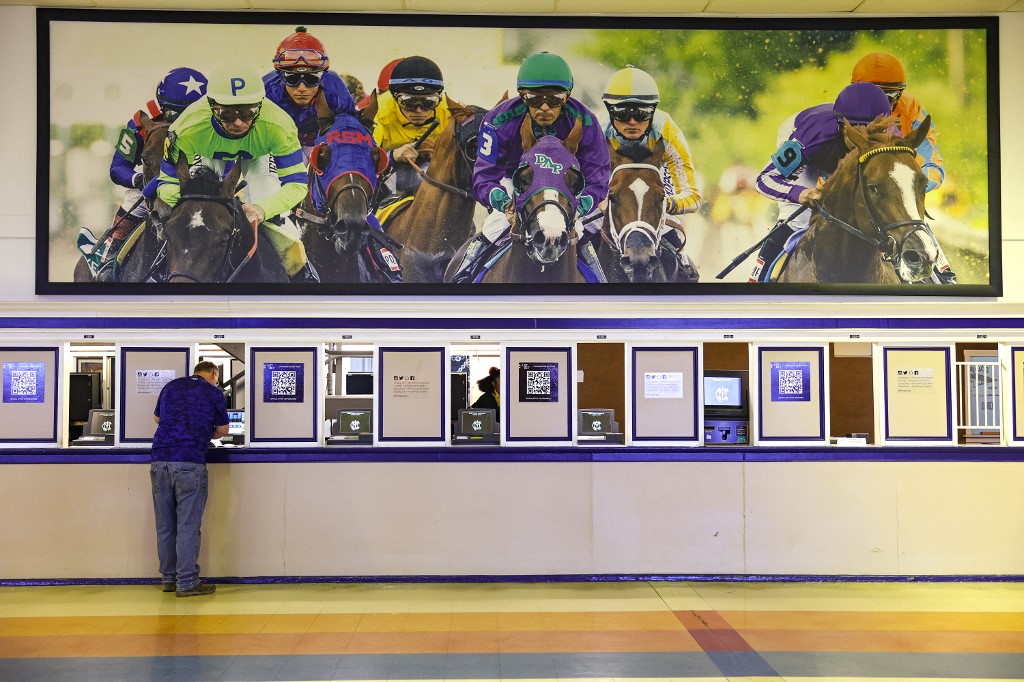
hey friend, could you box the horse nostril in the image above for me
[557,233,568,249]
[902,250,922,265]
[532,232,546,247]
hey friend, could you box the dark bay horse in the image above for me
[298,113,397,283]
[161,157,288,283]
[779,116,938,284]
[474,117,587,284]
[74,112,168,282]
[379,98,486,283]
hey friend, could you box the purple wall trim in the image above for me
[4,446,1022,464]
[3,573,1022,587]
[7,316,1024,331]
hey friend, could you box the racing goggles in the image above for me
[395,92,441,112]
[607,104,656,122]
[282,70,325,88]
[520,90,569,108]
[273,48,329,70]
[211,102,262,125]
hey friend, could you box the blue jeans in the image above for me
[150,461,208,591]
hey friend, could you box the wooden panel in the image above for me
[577,343,625,425]
[703,342,748,371]
[829,345,874,442]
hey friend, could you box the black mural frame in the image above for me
[35,8,1001,297]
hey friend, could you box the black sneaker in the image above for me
[176,583,216,598]
[161,582,176,593]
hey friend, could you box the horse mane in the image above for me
[180,165,223,197]
[613,139,656,164]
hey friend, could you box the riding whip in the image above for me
[715,204,808,279]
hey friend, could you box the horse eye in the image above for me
[513,166,533,194]
[868,184,881,195]
[565,169,584,196]
[464,141,477,160]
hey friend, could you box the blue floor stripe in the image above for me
[2,652,1023,681]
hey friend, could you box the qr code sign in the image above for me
[525,370,551,396]
[10,370,37,396]
[777,369,804,395]
[271,370,297,397]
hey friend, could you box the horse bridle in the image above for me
[165,195,257,284]
[605,162,666,255]
[814,145,937,275]
[300,171,373,231]
[509,191,580,265]
[406,114,480,201]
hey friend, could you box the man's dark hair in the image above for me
[193,361,219,375]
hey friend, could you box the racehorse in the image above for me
[778,116,939,284]
[470,116,587,284]
[73,112,168,282]
[298,113,398,283]
[379,98,487,282]
[599,138,671,283]
[161,156,288,284]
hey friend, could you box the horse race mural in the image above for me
[36,10,1000,296]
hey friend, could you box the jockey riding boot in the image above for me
[661,228,698,282]
[289,260,321,284]
[748,220,796,283]
[95,211,145,281]
[448,232,493,284]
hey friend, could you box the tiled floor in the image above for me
[1,581,1022,680]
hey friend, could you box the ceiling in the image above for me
[4,0,1022,12]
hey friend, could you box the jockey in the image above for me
[263,26,357,158]
[852,51,954,283]
[372,56,452,196]
[451,51,609,280]
[600,65,700,277]
[155,65,319,283]
[750,82,892,283]
[86,67,207,280]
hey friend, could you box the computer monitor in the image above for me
[86,409,115,436]
[703,370,749,417]
[336,409,372,436]
[457,408,495,435]
[345,372,374,396]
[226,409,245,436]
[578,409,618,435]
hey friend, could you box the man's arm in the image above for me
[212,423,230,438]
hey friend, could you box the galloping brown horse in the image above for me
[73,113,168,282]
[779,117,939,284]
[379,98,486,283]
[476,117,587,284]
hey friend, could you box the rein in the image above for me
[408,158,474,200]
[814,145,935,275]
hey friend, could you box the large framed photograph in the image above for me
[36,10,1000,296]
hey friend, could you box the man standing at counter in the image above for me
[150,361,229,597]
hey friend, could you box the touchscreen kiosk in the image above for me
[327,408,372,444]
[703,370,749,444]
[453,408,499,444]
[576,408,623,443]
[71,409,115,446]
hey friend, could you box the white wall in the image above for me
[0,7,1022,320]
[2,461,1022,578]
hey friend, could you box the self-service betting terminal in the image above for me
[703,370,749,445]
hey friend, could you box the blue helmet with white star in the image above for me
[156,67,208,121]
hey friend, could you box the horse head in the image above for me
[163,154,250,283]
[511,117,585,265]
[831,116,938,282]
[308,114,387,253]
[607,137,667,282]
[137,112,169,186]
[444,97,487,192]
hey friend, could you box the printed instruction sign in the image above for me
[2,362,45,403]
[135,369,175,395]
[263,362,305,403]
[895,368,936,392]
[644,372,684,399]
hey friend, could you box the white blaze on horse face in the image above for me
[188,209,205,231]
[628,177,650,223]
[537,189,567,241]
[890,162,922,220]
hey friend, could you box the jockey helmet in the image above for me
[602,65,660,106]
[832,82,890,124]
[206,65,266,106]
[377,57,404,93]
[389,56,444,94]
[273,26,330,73]
[517,52,573,92]
[851,52,907,90]
[156,67,207,120]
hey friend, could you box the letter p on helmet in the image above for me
[231,77,246,96]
